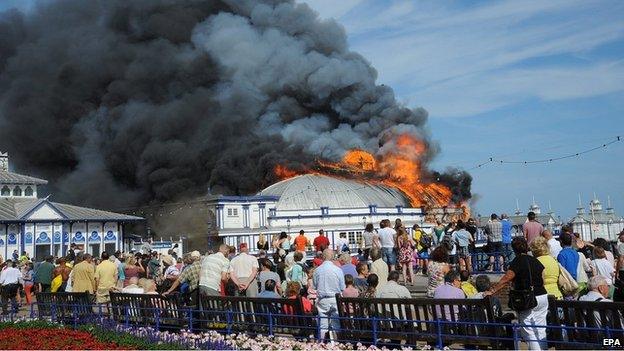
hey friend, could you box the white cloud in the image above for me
[302,0,624,117]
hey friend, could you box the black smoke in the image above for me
[432,168,473,204]
[0,0,471,210]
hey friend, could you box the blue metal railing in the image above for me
[1,301,620,349]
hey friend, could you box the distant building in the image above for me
[571,197,624,241]
[476,201,561,242]
[205,174,463,252]
[0,152,143,260]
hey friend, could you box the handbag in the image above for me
[508,255,538,311]
[558,263,579,296]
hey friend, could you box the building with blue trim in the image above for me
[0,152,143,260]
[206,173,462,251]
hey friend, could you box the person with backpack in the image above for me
[485,214,504,272]
[441,222,457,265]
[413,224,431,275]
[287,251,308,292]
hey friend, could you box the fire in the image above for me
[273,133,468,219]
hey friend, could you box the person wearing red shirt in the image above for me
[313,229,330,252]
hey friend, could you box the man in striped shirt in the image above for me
[199,244,231,296]
[485,214,504,272]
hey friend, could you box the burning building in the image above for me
[0,0,472,250]
[206,133,468,251]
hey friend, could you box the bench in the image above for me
[109,291,198,331]
[198,295,315,337]
[35,292,94,322]
[336,295,506,348]
[547,296,624,349]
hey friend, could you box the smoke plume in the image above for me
[0,0,471,210]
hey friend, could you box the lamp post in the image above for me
[286,219,291,235]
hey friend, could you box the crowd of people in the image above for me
[1,213,623,350]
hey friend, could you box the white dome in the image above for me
[258,174,411,210]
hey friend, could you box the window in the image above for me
[0,186,9,196]
[227,209,232,216]
[24,186,34,196]
[227,208,239,217]
[13,186,22,196]
[348,231,356,244]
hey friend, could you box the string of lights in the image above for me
[467,135,621,170]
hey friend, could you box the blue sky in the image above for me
[2,0,623,219]
[303,0,624,219]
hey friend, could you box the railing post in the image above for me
[29,302,35,319]
[512,323,520,350]
[268,309,273,336]
[226,310,232,335]
[155,307,160,330]
[605,324,612,339]
[187,307,193,333]
[436,319,443,350]
[372,316,378,346]
[51,303,57,322]
[124,305,130,328]
[316,314,322,341]
[73,304,77,329]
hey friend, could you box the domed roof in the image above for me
[258,174,411,210]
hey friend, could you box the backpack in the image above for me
[441,233,455,251]
[341,243,349,252]
[418,231,432,250]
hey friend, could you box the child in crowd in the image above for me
[342,274,360,297]
[306,266,317,303]
[459,270,477,297]
[354,262,369,293]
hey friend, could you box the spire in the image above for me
[578,194,582,208]
[514,199,522,216]
[576,194,585,215]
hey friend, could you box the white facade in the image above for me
[206,174,462,252]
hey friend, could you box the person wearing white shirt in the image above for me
[0,261,23,314]
[377,219,397,270]
[229,243,259,297]
[541,230,562,258]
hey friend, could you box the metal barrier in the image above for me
[2,301,621,349]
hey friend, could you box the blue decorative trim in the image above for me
[0,239,4,246]
[53,231,62,243]
[63,232,69,242]
[36,232,51,244]
[20,200,68,220]
[7,233,16,245]
[73,231,85,242]
[24,232,32,244]
[213,195,280,203]
[89,231,101,241]
[104,230,116,242]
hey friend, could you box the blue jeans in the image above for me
[503,243,514,263]
[382,247,397,265]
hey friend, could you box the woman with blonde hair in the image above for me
[124,255,145,287]
[530,236,562,299]
[257,233,269,251]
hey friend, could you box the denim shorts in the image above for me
[382,247,397,265]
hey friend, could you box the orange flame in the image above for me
[273,133,468,219]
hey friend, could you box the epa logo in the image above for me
[604,338,623,347]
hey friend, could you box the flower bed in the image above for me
[0,319,436,350]
[0,321,189,350]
